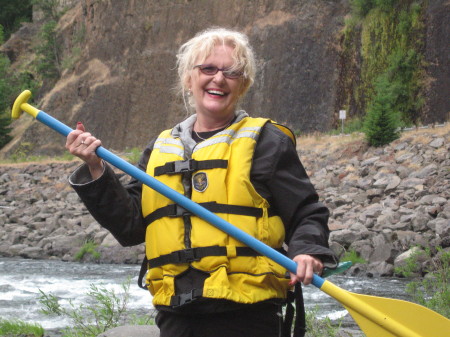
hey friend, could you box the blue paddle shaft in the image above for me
[36,110,325,288]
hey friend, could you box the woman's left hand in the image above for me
[289,254,323,286]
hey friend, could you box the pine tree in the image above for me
[363,74,400,147]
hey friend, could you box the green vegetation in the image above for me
[341,249,367,265]
[395,246,450,318]
[74,240,101,261]
[39,278,153,337]
[0,318,44,337]
[124,147,143,164]
[0,0,33,40]
[343,0,426,147]
[363,74,401,146]
[0,11,38,150]
[305,306,343,337]
[329,116,364,135]
[33,0,63,79]
[4,146,76,163]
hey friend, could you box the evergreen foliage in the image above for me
[0,26,39,150]
[32,0,65,79]
[344,0,425,146]
[363,74,400,146]
[35,20,60,78]
[0,39,13,148]
[0,0,33,40]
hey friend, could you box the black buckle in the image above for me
[176,248,199,263]
[174,159,196,173]
[168,204,190,217]
[170,289,202,306]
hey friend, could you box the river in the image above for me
[0,258,412,335]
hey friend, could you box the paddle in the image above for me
[12,90,450,336]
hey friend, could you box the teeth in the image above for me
[207,90,225,96]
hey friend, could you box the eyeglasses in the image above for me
[193,64,243,79]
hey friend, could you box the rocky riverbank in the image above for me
[1,125,449,278]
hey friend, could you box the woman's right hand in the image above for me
[66,122,104,179]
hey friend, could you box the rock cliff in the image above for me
[2,0,448,156]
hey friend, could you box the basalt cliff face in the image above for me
[1,0,449,156]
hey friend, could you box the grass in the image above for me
[305,306,343,337]
[74,240,101,261]
[341,249,367,265]
[39,278,154,337]
[395,246,450,318]
[0,318,44,337]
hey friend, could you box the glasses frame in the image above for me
[193,64,243,79]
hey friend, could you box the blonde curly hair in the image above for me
[176,27,256,110]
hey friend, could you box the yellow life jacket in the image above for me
[142,116,293,306]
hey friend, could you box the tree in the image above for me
[363,74,400,147]
[0,39,13,149]
[0,0,33,40]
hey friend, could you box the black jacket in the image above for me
[70,116,337,317]
[70,121,336,263]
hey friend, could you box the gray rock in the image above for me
[429,137,444,148]
[369,243,397,264]
[367,261,394,277]
[393,247,428,270]
[97,325,160,337]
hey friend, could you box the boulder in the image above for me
[97,325,160,337]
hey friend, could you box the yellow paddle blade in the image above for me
[321,281,450,337]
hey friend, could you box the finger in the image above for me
[84,137,101,150]
[303,262,314,285]
[76,121,85,132]
[66,129,83,149]
[77,132,92,147]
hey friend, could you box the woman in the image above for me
[67,28,338,337]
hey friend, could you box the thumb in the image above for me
[76,121,85,132]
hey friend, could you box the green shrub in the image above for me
[395,246,450,318]
[0,318,44,337]
[124,147,143,164]
[39,278,144,337]
[341,249,367,265]
[305,306,343,337]
[74,240,101,261]
[329,116,364,135]
[350,0,375,17]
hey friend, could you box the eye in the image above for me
[223,70,243,79]
[200,66,218,75]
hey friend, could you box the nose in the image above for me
[212,70,226,83]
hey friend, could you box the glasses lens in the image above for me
[199,65,218,75]
[195,65,243,79]
[223,70,242,79]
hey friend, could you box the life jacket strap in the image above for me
[282,284,306,337]
[144,202,277,227]
[154,159,228,176]
[170,288,204,307]
[148,245,261,269]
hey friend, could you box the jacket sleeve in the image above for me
[69,140,154,247]
[251,124,338,267]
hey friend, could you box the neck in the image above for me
[194,114,235,132]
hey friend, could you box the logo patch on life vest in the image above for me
[192,172,208,192]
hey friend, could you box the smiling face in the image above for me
[189,44,244,126]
